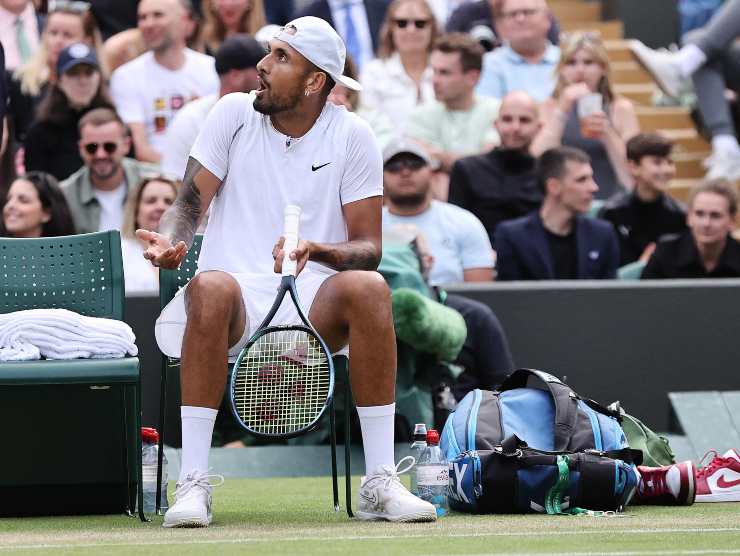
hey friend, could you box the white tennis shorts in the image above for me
[155,267,340,360]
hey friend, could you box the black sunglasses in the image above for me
[394,18,429,29]
[385,157,426,173]
[83,142,117,155]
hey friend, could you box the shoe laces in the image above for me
[638,467,669,498]
[174,469,225,500]
[697,451,732,479]
[368,456,416,491]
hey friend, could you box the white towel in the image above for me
[0,340,41,361]
[0,309,138,361]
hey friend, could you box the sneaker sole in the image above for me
[696,491,740,503]
[355,509,437,523]
[162,518,211,528]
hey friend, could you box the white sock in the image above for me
[712,134,740,157]
[676,44,707,77]
[357,402,396,476]
[179,405,218,481]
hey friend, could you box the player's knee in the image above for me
[343,270,391,307]
[186,272,241,324]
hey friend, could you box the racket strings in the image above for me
[233,328,330,435]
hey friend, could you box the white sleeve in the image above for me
[459,212,495,269]
[110,67,144,124]
[161,106,198,179]
[340,118,384,205]
[189,93,250,180]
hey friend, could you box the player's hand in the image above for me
[273,236,311,275]
[136,229,188,269]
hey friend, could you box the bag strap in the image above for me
[499,369,579,452]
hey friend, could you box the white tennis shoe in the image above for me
[162,470,224,528]
[356,457,437,522]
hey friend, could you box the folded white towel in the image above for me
[0,309,138,360]
[0,341,41,361]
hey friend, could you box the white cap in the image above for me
[273,16,362,92]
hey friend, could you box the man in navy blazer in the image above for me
[495,147,620,280]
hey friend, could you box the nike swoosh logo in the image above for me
[312,162,331,171]
[717,474,740,488]
[359,491,378,505]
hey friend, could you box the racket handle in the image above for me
[282,205,301,276]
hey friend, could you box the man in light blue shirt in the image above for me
[476,0,560,101]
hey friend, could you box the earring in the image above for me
[304,89,310,97]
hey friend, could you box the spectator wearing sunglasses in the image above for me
[359,0,438,131]
[1,172,76,238]
[23,42,114,181]
[60,107,158,234]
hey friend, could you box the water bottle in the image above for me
[409,423,427,495]
[415,429,449,517]
[141,427,168,514]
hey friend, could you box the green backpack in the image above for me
[610,402,676,467]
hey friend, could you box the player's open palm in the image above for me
[135,229,188,269]
[273,236,310,275]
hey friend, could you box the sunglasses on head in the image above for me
[83,142,117,155]
[49,0,91,13]
[385,157,426,173]
[394,18,429,29]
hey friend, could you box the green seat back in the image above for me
[159,234,203,309]
[0,230,124,319]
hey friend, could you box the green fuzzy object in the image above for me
[391,288,467,362]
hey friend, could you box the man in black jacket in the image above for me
[448,90,542,245]
[599,133,686,266]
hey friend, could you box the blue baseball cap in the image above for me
[57,43,99,75]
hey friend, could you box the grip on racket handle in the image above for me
[282,205,301,276]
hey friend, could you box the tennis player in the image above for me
[137,16,437,527]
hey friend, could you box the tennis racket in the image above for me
[229,205,335,438]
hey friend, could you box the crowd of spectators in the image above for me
[1,0,740,399]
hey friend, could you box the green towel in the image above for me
[391,288,467,362]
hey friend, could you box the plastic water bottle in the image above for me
[415,429,449,517]
[409,423,427,495]
[141,427,168,514]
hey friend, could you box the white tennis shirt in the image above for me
[190,92,383,276]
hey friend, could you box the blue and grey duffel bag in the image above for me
[441,368,641,513]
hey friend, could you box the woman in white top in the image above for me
[120,174,179,294]
[359,0,437,131]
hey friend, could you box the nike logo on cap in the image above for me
[312,162,331,171]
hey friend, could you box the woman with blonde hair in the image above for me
[121,174,179,293]
[199,0,266,55]
[531,32,640,199]
[9,1,106,143]
[359,0,438,130]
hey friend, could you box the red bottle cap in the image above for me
[426,429,440,445]
[141,427,159,443]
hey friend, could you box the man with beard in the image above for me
[60,108,157,234]
[110,0,219,163]
[138,16,437,527]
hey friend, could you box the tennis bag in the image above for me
[441,368,641,513]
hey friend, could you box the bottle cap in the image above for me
[413,423,428,441]
[426,429,440,446]
[141,427,159,443]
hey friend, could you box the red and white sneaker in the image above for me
[635,461,696,505]
[696,449,740,503]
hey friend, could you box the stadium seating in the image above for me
[0,231,144,520]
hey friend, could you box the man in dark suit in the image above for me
[494,146,620,280]
[1,43,6,154]
[294,0,391,70]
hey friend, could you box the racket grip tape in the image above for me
[282,205,301,276]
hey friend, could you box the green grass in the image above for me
[1,477,739,556]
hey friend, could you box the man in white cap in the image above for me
[137,16,437,527]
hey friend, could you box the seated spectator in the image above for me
[599,133,687,266]
[475,0,559,102]
[1,172,76,237]
[9,1,105,144]
[381,138,514,398]
[294,0,389,71]
[162,34,264,178]
[448,90,542,244]
[121,174,179,293]
[199,0,266,55]
[328,55,397,149]
[359,0,437,131]
[495,146,620,280]
[0,0,41,73]
[405,32,500,178]
[61,108,158,234]
[110,0,219,163]
[24,43,114,181]
[642,179,740,279]
[445,0,560,47]
[531,32,639,199]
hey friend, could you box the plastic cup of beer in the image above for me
[577,93,603,139]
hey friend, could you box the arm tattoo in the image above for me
[311,239,381,272]
[158,157,203,248]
